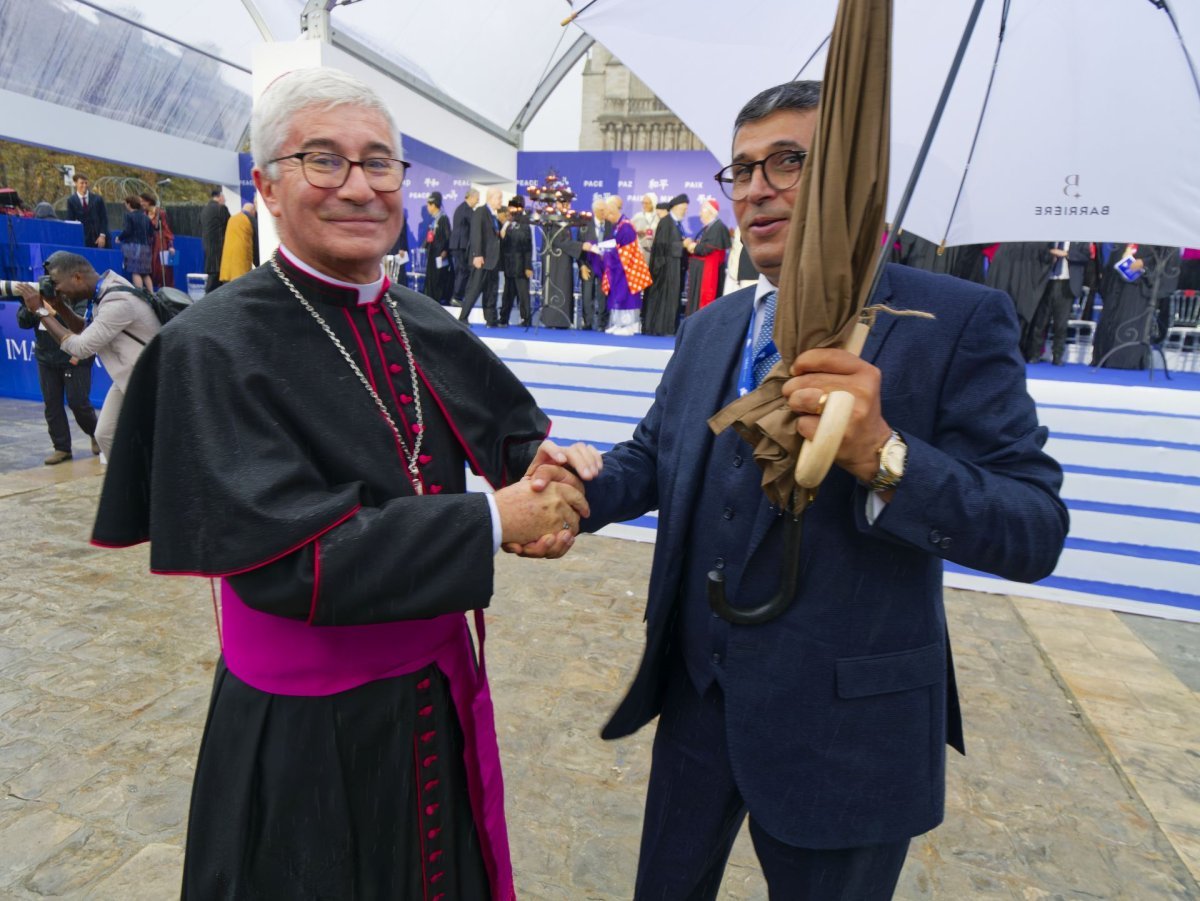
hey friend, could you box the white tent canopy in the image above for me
[4,0,1198,247]
[571,0,1200,247]
[0,0,594,185]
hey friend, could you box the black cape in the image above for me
[93,259,548,583]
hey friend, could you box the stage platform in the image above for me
[460,311,1200,623]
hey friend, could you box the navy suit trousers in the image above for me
[635,651,911,901]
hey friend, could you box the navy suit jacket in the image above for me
[67,191,109,247]
[469,205,501,270]
[582,264,1068,849]
[450,201,473,252]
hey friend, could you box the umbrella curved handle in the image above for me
[794,390,856,488]
[792,321,872,488]
[708,511,804,624]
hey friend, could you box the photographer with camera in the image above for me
[13,251,160,461]
[12,275,100,465]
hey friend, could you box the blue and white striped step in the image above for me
[472,331,1200,622]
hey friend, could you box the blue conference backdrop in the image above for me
[0,299,115,405]
[0,214,201,405]
[399,133,503,266]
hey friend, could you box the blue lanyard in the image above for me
[85,278,105,325]
[736,301,777,397]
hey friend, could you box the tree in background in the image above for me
[0,140,212,213]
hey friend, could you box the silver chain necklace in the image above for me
[270,255,425,495]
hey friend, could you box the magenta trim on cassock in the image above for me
[219,581,515,900]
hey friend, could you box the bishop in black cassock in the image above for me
[642,201,684,336]
[422,191,453,304]
[89,67,589,901]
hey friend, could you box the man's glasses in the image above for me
[713,149,808,201]
[271,151,411,193]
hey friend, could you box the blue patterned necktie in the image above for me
[752,290,781,388]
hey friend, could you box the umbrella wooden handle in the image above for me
[793,322,872,489]
[794,391,856,488]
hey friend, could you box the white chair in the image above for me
[1064,287,1096,364]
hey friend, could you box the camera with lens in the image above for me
[0,275,56,300]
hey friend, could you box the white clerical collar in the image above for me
[278,244,387,305]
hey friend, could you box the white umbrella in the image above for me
[566,0,1200,247]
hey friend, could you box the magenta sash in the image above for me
[220,580,515,900]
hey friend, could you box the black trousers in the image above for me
[500,275,531,326]
[38,361,98,452]
[580,277,608,331]
[459,266,500,325]
[205,271,221,294]
[1025,279,1074,362]
[451,249,471,301]
[635,654,911,901]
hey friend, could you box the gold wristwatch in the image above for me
[869,430,907,492]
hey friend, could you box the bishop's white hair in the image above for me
[252,67,401,178]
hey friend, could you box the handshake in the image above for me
[492,440,603,560]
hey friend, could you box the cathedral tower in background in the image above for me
[579,47,706,152]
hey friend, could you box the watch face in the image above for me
[883,440,907,474]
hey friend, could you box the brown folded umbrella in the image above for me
[709,0,893,517]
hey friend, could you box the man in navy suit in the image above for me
[65,173,108,249]
[458,187,502,326]
[518,81,1068,899]
[449,188,478,304]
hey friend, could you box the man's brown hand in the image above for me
[15,282,41,312]
[782,348,892,485]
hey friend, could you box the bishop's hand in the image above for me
[503,441,603,558]
[493,478,588,550]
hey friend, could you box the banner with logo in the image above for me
[238,152,255,207]
[0,301,114,405]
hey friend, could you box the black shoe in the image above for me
[90,436,101,455]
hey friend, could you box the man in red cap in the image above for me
[684,197,732,314]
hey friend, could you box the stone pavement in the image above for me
[0,396,1197,899]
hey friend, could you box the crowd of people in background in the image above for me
[9,161,1198,472]
[414,186,738,338]
[25,169,1194,366]
[894,235,1192,369]
[403,183,1196,364]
